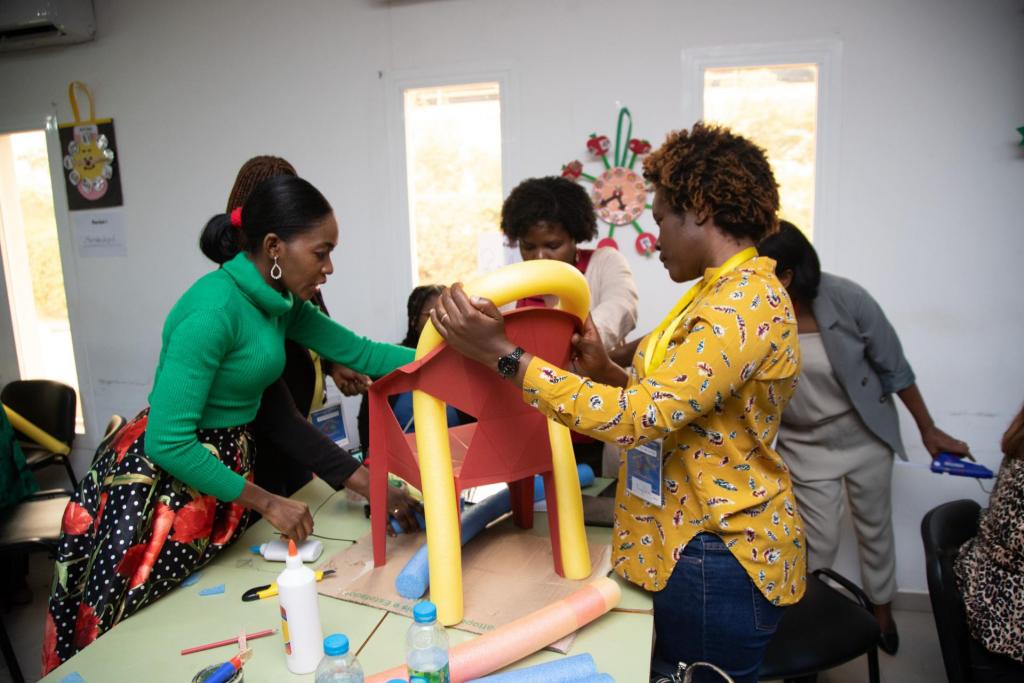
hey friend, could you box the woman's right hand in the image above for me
[572,315,628,387]
[262,495,314,541]
[237,481,314,541]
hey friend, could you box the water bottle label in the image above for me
[408,664,450,683]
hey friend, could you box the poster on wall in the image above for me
[58,81,124,212]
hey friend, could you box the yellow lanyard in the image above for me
[642,247,759,377]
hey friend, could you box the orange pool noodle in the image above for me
[366,577,621,683]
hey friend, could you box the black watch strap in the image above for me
[496,346,525,379]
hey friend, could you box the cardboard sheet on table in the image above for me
[317,520,611,653]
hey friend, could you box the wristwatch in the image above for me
[496,346,525,379]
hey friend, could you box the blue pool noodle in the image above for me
[395,463,597,600]
[465,653,597,682]
[396,488,512,599]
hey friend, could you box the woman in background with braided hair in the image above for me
[42,175,414,673]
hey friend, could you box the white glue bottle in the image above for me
[278,538,324,674]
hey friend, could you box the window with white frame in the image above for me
[403,81,504,287]
[684,42,841,243]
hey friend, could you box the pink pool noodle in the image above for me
[366,577,621,683]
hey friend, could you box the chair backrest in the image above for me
[1,379,77,446]
[368,307,578,488]
[921,498,981,683]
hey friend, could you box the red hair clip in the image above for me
[230,207,243,228]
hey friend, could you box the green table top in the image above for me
[42,478,651,682]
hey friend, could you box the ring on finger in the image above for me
[441,312,450,323]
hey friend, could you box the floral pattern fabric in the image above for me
[42,410,252,674]
[522,256,807,605]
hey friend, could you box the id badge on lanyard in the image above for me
[625,440,664,507]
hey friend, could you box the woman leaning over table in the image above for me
[42,175,414,674]
[431,123,805,683]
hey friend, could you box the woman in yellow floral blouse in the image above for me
[432,123,805,683]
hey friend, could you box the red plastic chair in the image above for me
[367,307,579,577]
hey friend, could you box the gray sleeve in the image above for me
[845,281,916,394]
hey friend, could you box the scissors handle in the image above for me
[240,570,336,602]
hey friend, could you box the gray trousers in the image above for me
[777,410,897,604]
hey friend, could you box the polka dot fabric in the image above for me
[41,409,253,675]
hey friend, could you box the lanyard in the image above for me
[642,247,759,377]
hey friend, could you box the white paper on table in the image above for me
[72,208,127,257]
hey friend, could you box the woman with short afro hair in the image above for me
[431,122,805,682]
[500,176,638,351]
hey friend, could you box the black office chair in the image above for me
[759,568,881,683]
[1,380,78,489]
[921,499,980,683]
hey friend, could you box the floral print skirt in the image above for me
[42,409,253,675]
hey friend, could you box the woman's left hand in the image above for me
[922,425,973,460]
[431,283,516,366]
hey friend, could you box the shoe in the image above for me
[879,626,900,655]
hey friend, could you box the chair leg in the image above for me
[0,614,25,683]
[867,646,880,683]
[63,457,78,489]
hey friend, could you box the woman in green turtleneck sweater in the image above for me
[42,176,414,673]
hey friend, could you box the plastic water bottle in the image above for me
[314,633,364,683]
[278,539,323,673]
[406,601,450,683]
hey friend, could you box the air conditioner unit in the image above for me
[0,0,95,52]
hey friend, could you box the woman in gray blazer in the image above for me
[759,222,971,655]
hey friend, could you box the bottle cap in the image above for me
[323,633,349,656]
[413,601,437,624]
[288,539,298,556]
[410,677,429,683]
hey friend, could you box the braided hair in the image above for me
[401,285,445,347]
[225,155,297,212]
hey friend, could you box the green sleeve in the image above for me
[146,309,247,502]
[285,301,414,378]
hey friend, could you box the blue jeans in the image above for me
[652,533,785,683]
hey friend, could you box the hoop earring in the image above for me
[270,256,282,281]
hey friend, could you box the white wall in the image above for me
[1,0,1022,596]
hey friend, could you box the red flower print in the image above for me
[93,491,108,534]
[561,160,583,179]
[587,134,610,156]
[111,414,148,463]
[41,611,61,674]
[116,543,147,578]
[61,501,93,535]
[211,501,245,545]
[171,496,217,544]
[72,602,100,649]
[130,502,174,589]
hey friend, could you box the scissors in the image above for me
[241,569,336,602]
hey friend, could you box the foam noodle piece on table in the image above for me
[464,652,596,682]
[396,490,512,599]
[413,260,592,626]
[367,577,620,683]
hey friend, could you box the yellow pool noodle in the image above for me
[366,577,621,683]
[3,404,70,455]
[413,261,592,626]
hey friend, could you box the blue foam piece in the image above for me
[180,572,202,587]
[59,674,86,683]
[465,653,597,682]
[199,583,225,596]
[572,675,614,683]
[396,489,512,599]
[533,464,596,501]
